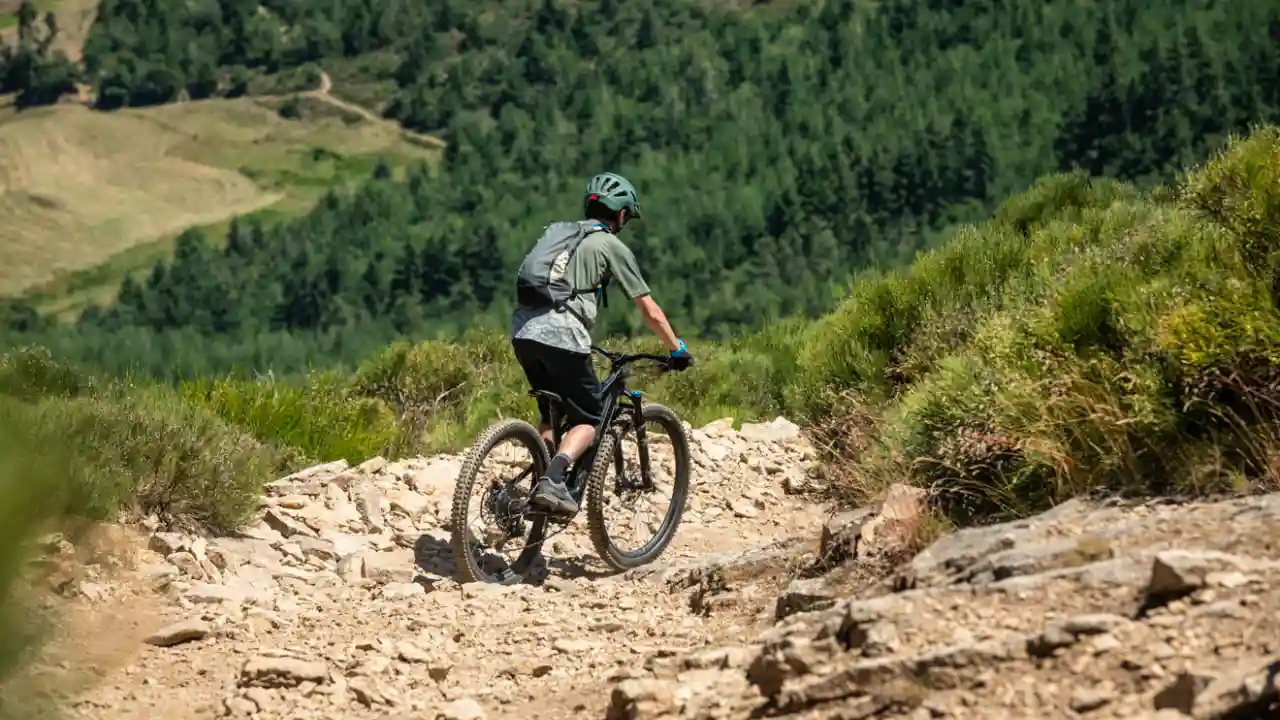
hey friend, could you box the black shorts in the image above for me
[511,338,603,428]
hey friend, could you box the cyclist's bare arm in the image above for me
[601,236,679,352]
[634,295,681,352]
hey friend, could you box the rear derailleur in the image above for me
[481,482,530,548]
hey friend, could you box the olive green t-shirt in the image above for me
[511,221,651,354]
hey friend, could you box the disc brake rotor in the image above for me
[479,482,529,550]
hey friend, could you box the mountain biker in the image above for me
[511,172,694,517]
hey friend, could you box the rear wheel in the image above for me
[449,419,551,585]
[584,403,690,572]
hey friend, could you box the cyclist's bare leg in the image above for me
[556,424,595,462]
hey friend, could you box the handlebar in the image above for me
[591,345,673,371]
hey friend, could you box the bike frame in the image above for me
[535,345,670,501]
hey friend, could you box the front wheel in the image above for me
[449,418,551,585]
[585,402,691,572]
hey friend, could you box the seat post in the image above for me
[549,401,563,453]
[528,390,565,458]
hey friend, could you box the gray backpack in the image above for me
[515,220,610,313]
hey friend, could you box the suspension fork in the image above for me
[627,390,654,489]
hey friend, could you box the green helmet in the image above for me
[584,172,642,219]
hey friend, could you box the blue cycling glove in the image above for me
[670,339,694,371]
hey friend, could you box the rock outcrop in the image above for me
[604,493,1280,720]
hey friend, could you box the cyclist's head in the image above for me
[583,172,641,232]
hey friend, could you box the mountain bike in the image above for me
[449,345,691,585]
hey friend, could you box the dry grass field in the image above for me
[0,103,280,296]
[0,103,277,296]
[0,0,95,53]
[0,95,437,302]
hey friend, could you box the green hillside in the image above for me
[1,123,1276,536]
[2,0,1278,377]
[3,123,1279,717]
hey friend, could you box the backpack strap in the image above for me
[553,222,611,324]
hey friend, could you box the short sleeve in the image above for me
[603,236,651,298]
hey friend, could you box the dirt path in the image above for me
[46,417,827,719]
[304,71,447,150]
[305,71,379,124]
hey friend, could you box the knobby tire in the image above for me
[449,418,551,585]
[584,402,691,572]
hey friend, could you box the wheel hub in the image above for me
[483,482,529,539]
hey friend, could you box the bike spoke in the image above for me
[461,438,542,577]
[598,423,678,554]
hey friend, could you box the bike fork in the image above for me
[629,391,653,489]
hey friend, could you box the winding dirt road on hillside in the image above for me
[306,72,380,124]
[304,71,447,150]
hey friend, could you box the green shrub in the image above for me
[658,319,804,427]
[0,346,287,533]
[31,387,281,532]
[1182,125,1280,276]
[180,371,395,466]
[993,170,1138,237]
[806,126,1280,521]
[353,334,499,455]
[0,399,77,711]
[0,346,94,401]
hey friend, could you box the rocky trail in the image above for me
[14,417,1280,720]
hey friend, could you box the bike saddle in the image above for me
[528,389,564,404]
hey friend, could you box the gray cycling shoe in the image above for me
[530,477,579,516]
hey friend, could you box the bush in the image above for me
[353,333,505,455]
[0,349,286,533]
[800,126,1280,521]
[0,345,94,401]
[29,387,282,532]
[180,371,396,467]
[658,319,805,427]
[0,399,78,712]
[1182,125,1280,277]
